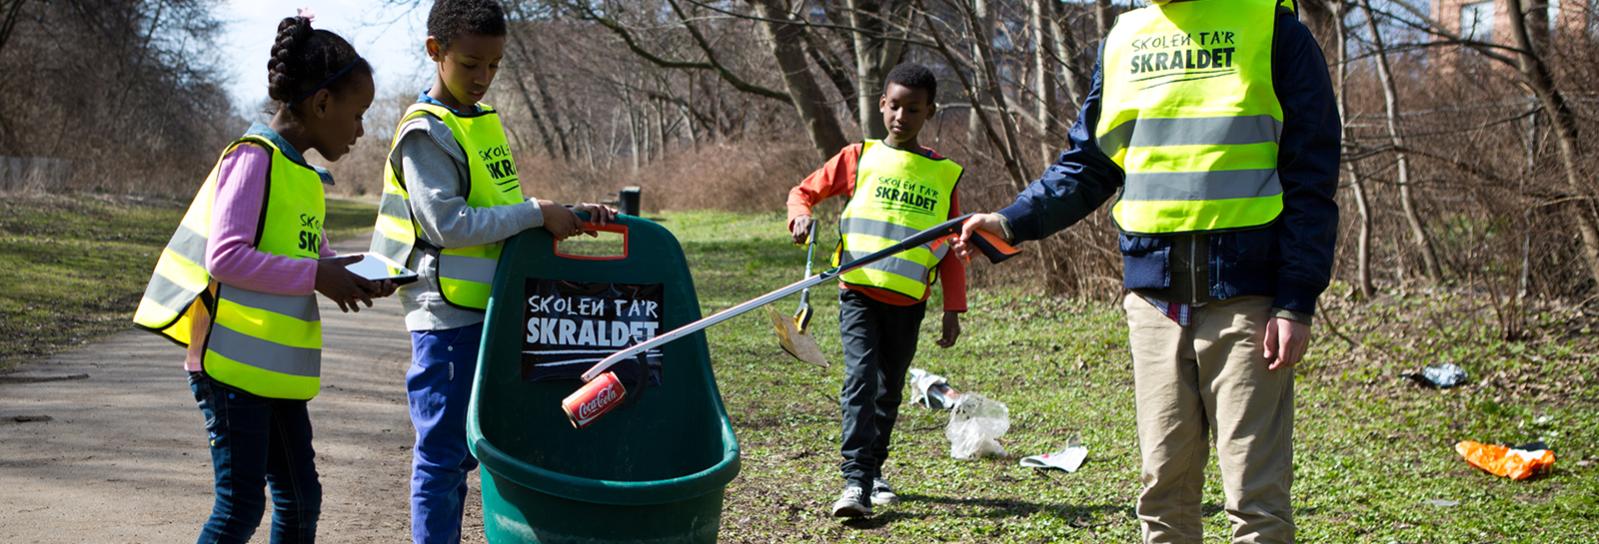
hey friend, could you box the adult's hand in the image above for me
[953,213,1007,262]
[1263,317,1310,371]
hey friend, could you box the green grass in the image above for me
[5,201,1595,541]
[656,210,1599,543]
[0,193,377,370]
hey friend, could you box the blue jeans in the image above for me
[408,323,483,544]
[190,372,321,544]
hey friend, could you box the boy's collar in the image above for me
[878,138,933,158]
[245,122,334,185]
[417,90,481,115]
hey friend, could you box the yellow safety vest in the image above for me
[835,140,961,300]
[132,135,326,400]
[1099,0,1290,235]
[370,102,524,311]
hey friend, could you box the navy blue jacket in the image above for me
[997,9,1340,315]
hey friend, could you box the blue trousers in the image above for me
[190,372,321,544]
[407,323,483,544]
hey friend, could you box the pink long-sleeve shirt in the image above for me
[184,143,333,371]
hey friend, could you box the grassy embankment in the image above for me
[0,193,376,370]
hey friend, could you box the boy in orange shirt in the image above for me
[786,63,965,517]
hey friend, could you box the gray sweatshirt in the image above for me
[393,115,544,331]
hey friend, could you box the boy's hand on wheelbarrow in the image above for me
[540,200,581,240]
[572,202,618,233]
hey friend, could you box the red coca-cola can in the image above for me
[561,371,626,429]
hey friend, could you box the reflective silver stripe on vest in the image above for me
[206,324,320,377]
[844,251,933,282]
[1120,169,1283,202]
[144,272,202,314]
[220,285,320,321]
[840,217,922,242]
[840,217,949,259]
[1097,115,1282,159]
[439,254,497,284]
[378,192,410,221]
[170,225,208,265]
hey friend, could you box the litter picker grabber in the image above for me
[562,213,1021,427]
[767,221,827,367]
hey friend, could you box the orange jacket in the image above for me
[786,143,967,312]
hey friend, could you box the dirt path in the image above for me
[0,238,485,543]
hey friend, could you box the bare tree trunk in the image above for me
[965,0,991,145]
[1505,0,1599,289]
[626,103,641,173]
[1030,0,1063,166]
[801,28,858,120]
[655,98,669,159]
[0,0,26,56]
[1094,0,1112,39]
[845,0,910,139]
[750,0,850,159]
[1335,1,1374,299]
[505,51,560,159]
[680,105,699,152]
[921,0,1027,189]
[1360,0,1444,283]
[964,0,1031,184]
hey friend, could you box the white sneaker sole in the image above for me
[831,501,871,518]
[871,493,899,506]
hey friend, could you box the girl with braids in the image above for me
[131,10,393,543]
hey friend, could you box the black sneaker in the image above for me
[870,477,899,506]
[830,485,871,517]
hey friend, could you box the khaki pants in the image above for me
[1124,295,1295,544]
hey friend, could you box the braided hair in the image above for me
[266,15,372,109]
[427,0,507,48]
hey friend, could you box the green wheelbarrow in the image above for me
[466,215,741,543]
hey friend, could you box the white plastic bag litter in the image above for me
[946,393,1009,459]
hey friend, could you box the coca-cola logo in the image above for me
[577,382,620,420]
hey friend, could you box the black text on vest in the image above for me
[1127,30,1239,86]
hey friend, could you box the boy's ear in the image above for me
[425,36,444,62]
[878,93,889,110]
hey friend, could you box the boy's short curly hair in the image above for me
[428,0,508,48]
[885,63,937,99]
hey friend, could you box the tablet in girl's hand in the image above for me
[344,253,419,285]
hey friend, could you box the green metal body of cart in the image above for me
[466,216,741,543]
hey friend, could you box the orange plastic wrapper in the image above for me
[1455,440,1555,480]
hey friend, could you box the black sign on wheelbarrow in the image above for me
[521,278,664,383]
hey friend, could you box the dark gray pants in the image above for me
[838,289,927,487]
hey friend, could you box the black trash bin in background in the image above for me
[620,186,641,216]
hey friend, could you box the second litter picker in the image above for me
[768,222,827,367]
